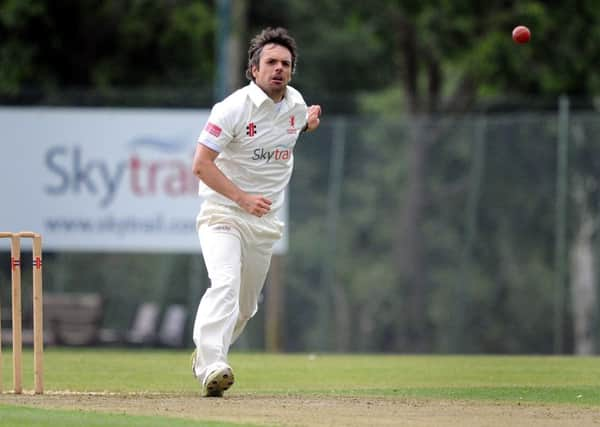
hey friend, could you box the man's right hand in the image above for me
[237,194,272,217]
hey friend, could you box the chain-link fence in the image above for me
[1,100,598,354]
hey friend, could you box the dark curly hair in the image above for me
[245,27,298,81]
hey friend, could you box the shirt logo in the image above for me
[252,145,292,162]
[287,115,298,134]
[205,122,222,137]
[246,122,257,137]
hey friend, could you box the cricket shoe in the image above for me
[201,364,235,398]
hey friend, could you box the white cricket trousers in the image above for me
[192,201,283,380]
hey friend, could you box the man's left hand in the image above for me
[305,105,322,132]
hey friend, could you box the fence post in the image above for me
[453,115,487,352]
[554,95,570,354]
[318,117,347,350]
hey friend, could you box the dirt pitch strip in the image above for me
[2,392,599,426]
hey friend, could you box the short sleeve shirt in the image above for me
[197,82,308,212]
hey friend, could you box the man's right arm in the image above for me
[192,144,272,217]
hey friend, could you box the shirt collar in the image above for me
[248,81,303,108]
[248,81,269,107]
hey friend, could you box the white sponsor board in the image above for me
[0,107,288,253]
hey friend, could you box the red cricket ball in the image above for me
[512,26,531,44]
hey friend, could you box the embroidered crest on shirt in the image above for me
[246,122,257,137]
[205,122,222,137]
[287,115,298,134]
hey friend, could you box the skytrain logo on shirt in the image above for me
[252,145,291,162]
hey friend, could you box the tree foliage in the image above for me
[1,0,599,353]
[0,0,213,94]
[252,0,600,110]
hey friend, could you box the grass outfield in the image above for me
[1,349,599,426]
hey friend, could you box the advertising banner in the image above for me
[0,107,288,253]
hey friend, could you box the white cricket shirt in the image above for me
[197,81,308,212]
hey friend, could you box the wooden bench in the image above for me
[43,293,104,346]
